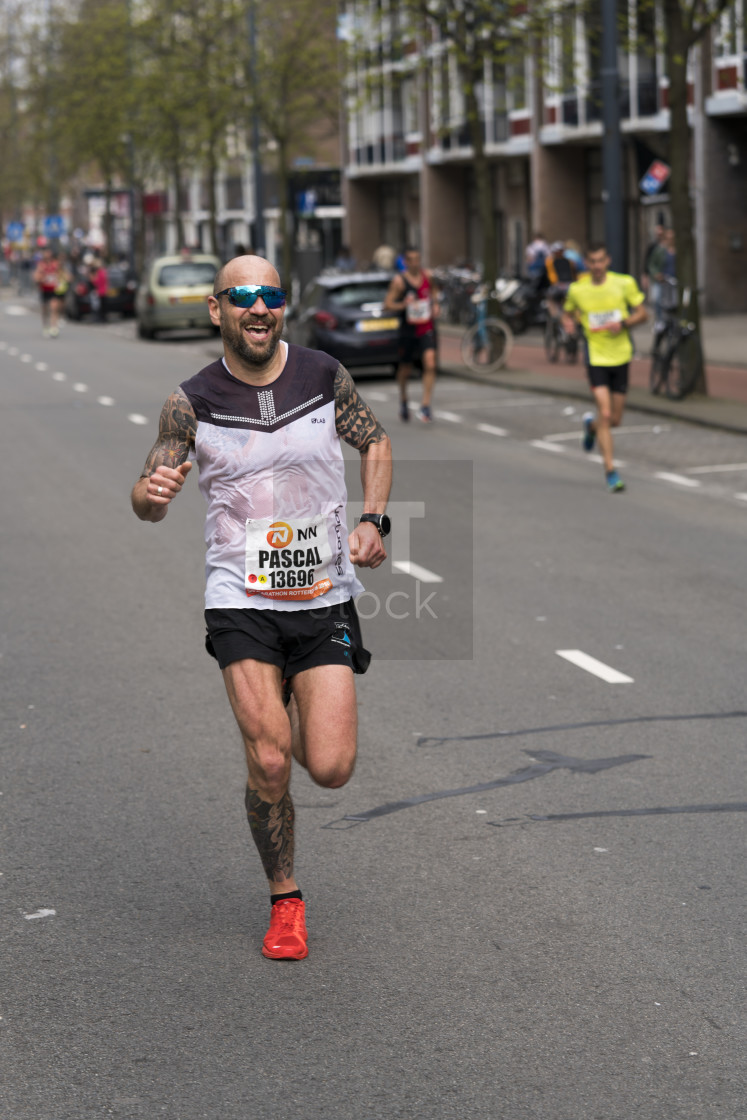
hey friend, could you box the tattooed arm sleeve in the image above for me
[131,388,197,521]
[334,364,388,450]
[139,388,197,477]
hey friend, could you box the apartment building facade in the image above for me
[341,1,747,312]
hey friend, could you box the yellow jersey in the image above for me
[564,271,645,366]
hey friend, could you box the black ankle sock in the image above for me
[270,889,303,907]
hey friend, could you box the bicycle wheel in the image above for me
[665,332,700,400]
[461,318,513,373]
[649,328,669,395]
[544,318,559,363]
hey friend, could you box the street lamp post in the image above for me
[601,0,625,270]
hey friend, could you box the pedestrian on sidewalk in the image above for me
[90,258,109,323]
[648,228,677,320]
[562,243,648,492]
[131,254,392,961]
[385,245,439,423]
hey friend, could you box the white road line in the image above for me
[392,560,444,583]
[477,423,508,437]
[685,462,747,475]
[52,371,66,381]
[127,413,149,425]
[3,305,29,316]
[97,396,116,406]
[35,362,48,371]
[543,424,670,442]
[72,382,88,393]
[735,493,747,502]
[434,410,462,423]
[8,346,18,355]
[556,649,634,684]
[20,353,32,363]
[0,340,7,348]
[588,453,626,467]
[655,472,702,488]
[531,440,566,453]
[365,391,389,402]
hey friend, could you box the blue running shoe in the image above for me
[582,411,595,452]
[418,405,433,423]
[606,469,625,493]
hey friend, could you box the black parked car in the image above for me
[286,272,401,375]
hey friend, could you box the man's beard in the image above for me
[222,314,282,367]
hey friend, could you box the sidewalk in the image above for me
[438,317,747,436]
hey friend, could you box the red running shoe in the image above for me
[262,898,308,960]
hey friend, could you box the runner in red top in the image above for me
[33,246,68,337]
[384,246,439,423]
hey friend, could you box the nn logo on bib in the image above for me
[267,521,293,548]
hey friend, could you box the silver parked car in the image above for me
[135,253,220,339]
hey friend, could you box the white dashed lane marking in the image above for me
[127,413,149,426]
[97,396,116,406]
[35,362,48,371]
[52,372,66,381]
[542,424,670,443]
[392,561,444,583]
[433,410,462,423]
[655,472,702,488]
[684,462,747,475]
[531,440,566,453]
[477,423,508,437]
[556,649,634,684]
[72,382,88,393]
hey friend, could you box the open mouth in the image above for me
[244,320,272,342]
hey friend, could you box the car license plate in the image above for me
[178,294,205,303]
[357,318,398,332]
[106,288,118,297]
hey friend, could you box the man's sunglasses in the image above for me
[214,284,286,309]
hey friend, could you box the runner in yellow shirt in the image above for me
[563,243,648,492]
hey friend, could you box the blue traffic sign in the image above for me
[6,221,24,241]
[43,214,65,237]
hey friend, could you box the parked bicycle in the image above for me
[544,306,582,363]
[650,277,700,400]
[460,283,514,373]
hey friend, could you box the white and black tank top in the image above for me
[180,344,364,612]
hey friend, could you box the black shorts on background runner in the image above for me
[588,362,629,394]
[398,328,437,365]
[205,598,371,676]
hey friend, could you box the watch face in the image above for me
[379,514,391,537]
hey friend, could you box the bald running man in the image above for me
[131,255,392,960]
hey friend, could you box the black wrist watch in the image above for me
[359,513,391,538]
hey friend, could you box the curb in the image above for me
[437,360,747,438]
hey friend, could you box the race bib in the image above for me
[245,515,334,601]
[406,298,431,325]
[588,309,623,332]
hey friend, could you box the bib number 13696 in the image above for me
[245,515,334,601]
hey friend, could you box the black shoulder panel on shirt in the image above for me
[180,346,337,432]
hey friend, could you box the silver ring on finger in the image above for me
[157,485,163,495]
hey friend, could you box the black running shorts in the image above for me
[204,598,371,676]
[588,362,629,394]
[398,329,437,365]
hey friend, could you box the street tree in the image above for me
[53,0,134,252]
[252,0,341,284]
[647,0,736,395]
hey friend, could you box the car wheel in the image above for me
[137,321,154,340]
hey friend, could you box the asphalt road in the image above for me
[1,301,746,1120]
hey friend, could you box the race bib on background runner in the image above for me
[406,298,431,324]
[245,515,334,600]
[588,309,623,332]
